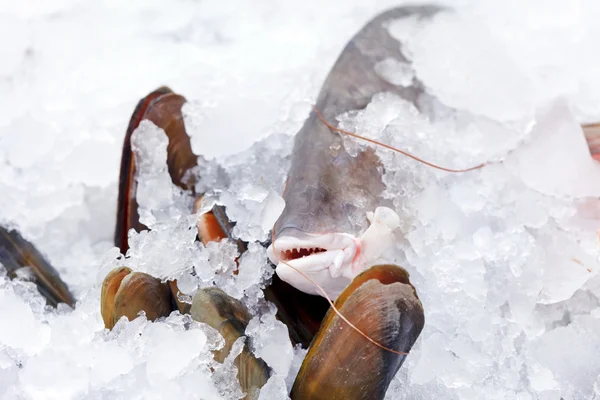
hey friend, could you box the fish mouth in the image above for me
[268,207,402,299]
[267,232,360,299]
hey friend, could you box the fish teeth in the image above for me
[282,246,329,261]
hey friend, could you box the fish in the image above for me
[267,6,444,299]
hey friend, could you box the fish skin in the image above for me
[274,5,443,237]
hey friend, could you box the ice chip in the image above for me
[538,232,595,304]
[259,375,289,400]
[19,350,90,400]
[285,345,307,393]
[404,12,536,121]
[87,341,134,387]
[143,321,208,381]
[533,315,600,398]
[211,336,245,399]
[506,99,600,198]
[0,289,50,356]
[374,58,415,87]
[246,308,293,376]
[260,191,285,233]
[222,185,285,242]
[131,120,179,225]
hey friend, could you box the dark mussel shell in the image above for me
[191,287,270,398]
[101,268,174,329]
[115,87,197,253]
[291,265,425,400]
[111,87,199,317]
[101,266,131,329]
[0,226,75,308]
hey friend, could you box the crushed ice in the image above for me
[2,1,600,399]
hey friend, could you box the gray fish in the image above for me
[268,6,444,298]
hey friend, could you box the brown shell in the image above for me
[111,271,174,326]
[168,280,190,314]
[100,266,132,329]
[115,87,197,253]
[291,265,425,400]
[191,287,270,397]
[194,196,231,246]
[0,226,75,308]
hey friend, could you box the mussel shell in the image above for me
[168,280,191,314]
[115,87,197,253]
[291,265,425,400]
[0,226,75,308]
[194,196,243,251]
[195,199,329,347]
[111,271,174,326]
[264,275,329,348]
[191,288,270,396]
[100,266,132,329]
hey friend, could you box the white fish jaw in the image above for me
[267,206,400,299]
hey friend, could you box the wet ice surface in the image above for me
[2,0,600,399]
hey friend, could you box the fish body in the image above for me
[268,6,443,298]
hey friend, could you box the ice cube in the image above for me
[374,58,415,87]
[259,375,289,400]
[246,307,294,376]
[0,288,50,356]
[506,99,600,198]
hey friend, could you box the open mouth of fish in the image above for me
[271,231,360,272]
[268,231,360,298]
[268,207,401,299]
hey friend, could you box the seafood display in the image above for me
[1,7,434,399]
[99,37,428,392]
[3,1,600,399]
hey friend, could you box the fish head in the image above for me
[267,123,401,299]
[268,204,401,299]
